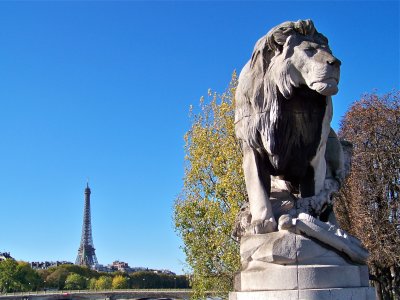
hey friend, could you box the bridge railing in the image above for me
[0,288,193,298]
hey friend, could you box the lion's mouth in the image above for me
[310,78,339,96]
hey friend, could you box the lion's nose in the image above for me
[327,57,341,67]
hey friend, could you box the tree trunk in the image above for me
[375,281,383,300]
[391,265,400,300]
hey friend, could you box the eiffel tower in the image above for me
[75,183,98,267]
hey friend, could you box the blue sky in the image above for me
[0,1,398,274]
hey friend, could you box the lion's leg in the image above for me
[300,128,329,198]
[299,144,328,216]
[310,142,327,196]
[242,142,277,234]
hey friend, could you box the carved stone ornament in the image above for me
[231,20,375,300]
[232,19,369,262]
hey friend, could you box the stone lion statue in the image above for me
[235,19,343,235]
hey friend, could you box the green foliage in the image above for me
[43,265,100,290]
[0,259,20,293]
[0,260,43,293]
[45,267,69,290]
[174,72,246,297]
[16,262,43,291]
[129,271,157,289]
[112,275,129,289]
[64,273,87,290]
[156,274,188,289]
[36,269,50,282]
[0,261,189,292]
[56,264,98,279]
[88,277,97,290]
[95,276,112,290]
[128,272,188,289]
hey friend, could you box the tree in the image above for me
[16,262,42,291]
[43,265,100,290]
[45,267,69,290]
[174,72,246,298]
[88,277,97,290]
[0,259,20,293]
[0,260,42,292]
[112,275,128,289]
[37,269,50,290]
[64,273,86,290]
[127,272,188,289]
[60,264,97,279]
[95,276,112,290]
[129,271,158,289]
[335,91,400,299]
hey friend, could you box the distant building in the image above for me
[109,260,134,273]
[30,261,73,270]
[0,252,13,262]
[153,269,176,275]
[93,264,113,272]
[96,261,176,275]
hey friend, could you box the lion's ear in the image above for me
[267,26,295,54]
[281,35,298,59]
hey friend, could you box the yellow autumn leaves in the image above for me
[174,72,247,298]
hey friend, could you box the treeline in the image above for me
[0,260,189,293]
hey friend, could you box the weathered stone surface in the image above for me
[297,265,366,289]
[241,231,351,269]
[240,265,298,291]
[251,231,297,264]
[299,287,376,300]
[230,290,299,300]
[359,265,370,286]
[239,264,368,291]
[230,288,376,300]
[235,230,375,297]
[294,213,369,264]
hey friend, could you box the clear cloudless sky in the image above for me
[0,1,398,274]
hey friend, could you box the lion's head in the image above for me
[265,20,341,98]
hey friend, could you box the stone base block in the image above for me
[238,264,369,291]
[229,287,376,300]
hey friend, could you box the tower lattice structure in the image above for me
[76,183,98,267]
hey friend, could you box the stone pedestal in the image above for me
[230,288,376,300]
[230,231,376,300]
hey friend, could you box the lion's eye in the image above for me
[304,48,317,55]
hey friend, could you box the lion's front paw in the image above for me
[249,218,277,234]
